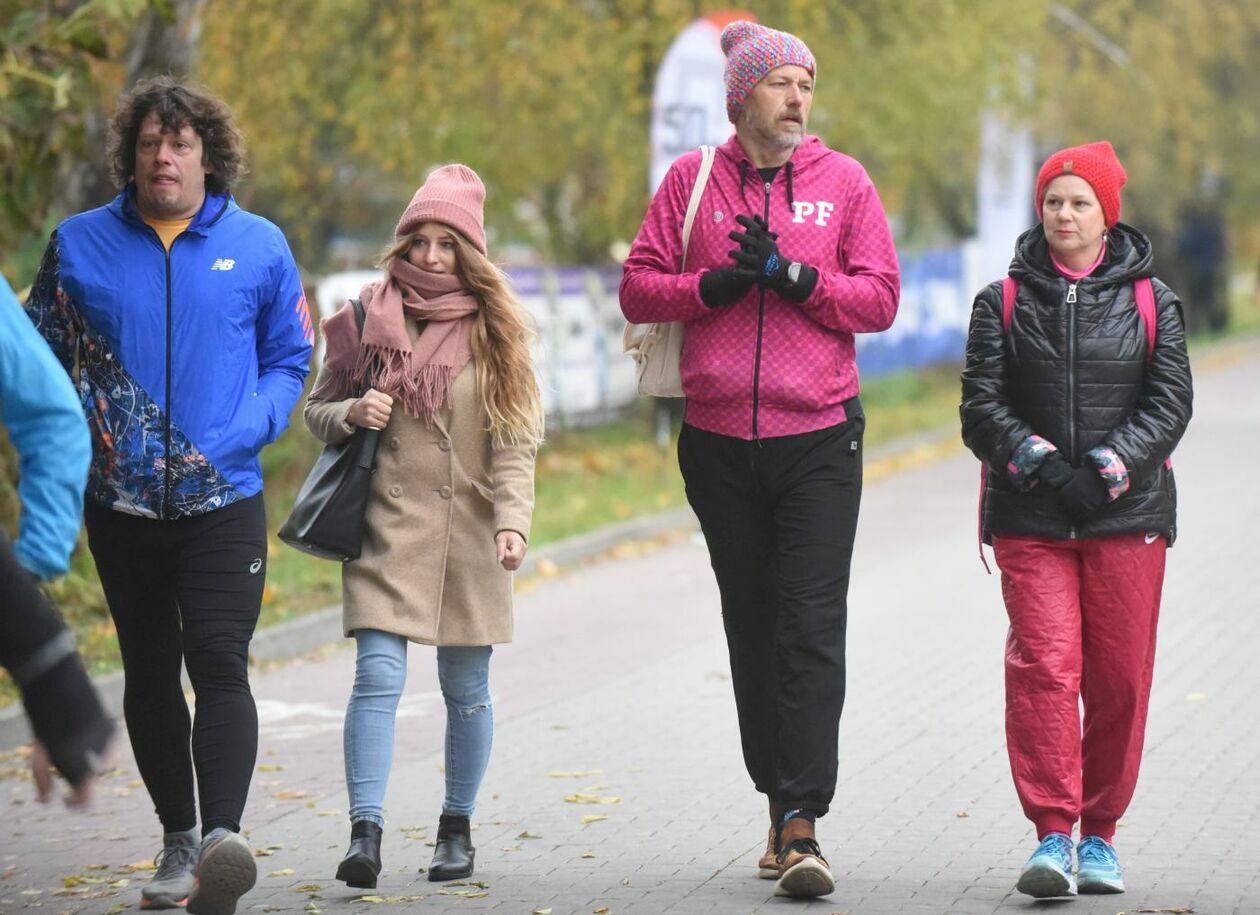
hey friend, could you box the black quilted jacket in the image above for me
[960,223,1193,543]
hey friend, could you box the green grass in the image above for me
[1,363,971,708]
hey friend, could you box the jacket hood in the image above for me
[717,133,832,172]
[108,185,235,235]
[717,134,833,209]
[1009,221,1154,298]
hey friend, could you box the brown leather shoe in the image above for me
[774,816,835,898]
[757,825,779,879]
[757,799,787,878]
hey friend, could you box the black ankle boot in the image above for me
[427,814,474,881]
[336,821,383,889]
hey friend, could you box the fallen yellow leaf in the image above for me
[269,868,296,877]
[581,815,608,825]
[274,790,309,800]
[564,793,621,805]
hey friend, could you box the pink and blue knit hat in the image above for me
[720,20,816,123]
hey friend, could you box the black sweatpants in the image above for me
[85,494,267,834]
[0,534,113,785]
[678,412,863,817]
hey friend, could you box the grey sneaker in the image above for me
[141,827,199,910]
[186,828,257,915]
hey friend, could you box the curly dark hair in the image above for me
[107,76,247,194]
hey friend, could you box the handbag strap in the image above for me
[679,144,716,272]
[349,297,374,393]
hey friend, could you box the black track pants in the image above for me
[678,414,863,817]
[85,494,267,834]
[0,534,113,785]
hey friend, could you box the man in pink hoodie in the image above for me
[620,19,900,899]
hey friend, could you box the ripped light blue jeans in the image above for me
[344,629,493,825]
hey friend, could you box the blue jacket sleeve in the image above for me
[253,232,314,448]
[22,233,79,373]
[0,275,90,579]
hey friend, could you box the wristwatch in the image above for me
[786,262,803,285]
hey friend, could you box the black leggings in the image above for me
[678,415,864,817]
[0,534,113,785]
[85,494,267,834]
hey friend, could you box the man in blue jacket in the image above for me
[25,77,312,914]
[0,274,114,807]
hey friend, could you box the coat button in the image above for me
[438,439,451,452]
[389,437,400,450]
[439,485,452,500]
[388,484,402,498]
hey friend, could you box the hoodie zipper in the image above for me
[163,243,175,518]
[751,179,772,440]
[1065,280,1078,539]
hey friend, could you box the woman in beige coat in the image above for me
[304,165,543,889]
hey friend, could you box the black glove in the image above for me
[1033,451,1074,489]
[728,214,791,289]
[699,266,755,308]
[1056,465,1109,518]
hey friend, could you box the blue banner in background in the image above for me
[316,248,981,424]
[856,245,974,375]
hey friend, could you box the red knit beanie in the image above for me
[395,164,487,253]
[1035,141,1127,228]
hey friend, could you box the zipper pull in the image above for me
[764,182,772,194]
[1067,283,1077,304]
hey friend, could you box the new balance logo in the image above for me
[210,258,236,271]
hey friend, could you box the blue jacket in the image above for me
[0,275,91,578]
[25,188,313,519]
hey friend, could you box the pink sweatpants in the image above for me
[993,533,1166,841]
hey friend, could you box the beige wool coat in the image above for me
[304,322,536,646]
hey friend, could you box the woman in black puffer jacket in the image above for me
[961,141,1192,901]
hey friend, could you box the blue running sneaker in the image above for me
[1016,833,1077,898]
[1077,835,1125,894]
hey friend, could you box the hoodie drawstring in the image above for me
[786,161,795,209]
[739,160,748,194]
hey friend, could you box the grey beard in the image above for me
[746,113,804,151]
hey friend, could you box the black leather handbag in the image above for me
[278,299,380,561]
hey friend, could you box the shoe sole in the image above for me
[774,857,836,898]
[757,865,779,880]
[336,854,380,890]
[187,837,257,915]
[1016,864,1078,898]
[428,864,475,882]
[1078,874,1125,894]
[140,893,190,910]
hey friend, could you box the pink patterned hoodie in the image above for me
[620,134,900,439]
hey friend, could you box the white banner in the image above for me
[649,15,742,194]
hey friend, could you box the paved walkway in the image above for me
[3,340,1258,914]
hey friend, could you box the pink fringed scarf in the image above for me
[322,258,479,423]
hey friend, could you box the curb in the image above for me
[0,427,955,752]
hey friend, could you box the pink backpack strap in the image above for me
[1135,277,1156,360]
[1001,277,1018,332]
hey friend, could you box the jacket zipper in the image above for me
[163,245,174,519]
[1066,280,1078,539]
[751,179,772,440]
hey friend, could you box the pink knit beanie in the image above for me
[395,164,487,253]
[720,20,816,123]
[1036,141,1128,228]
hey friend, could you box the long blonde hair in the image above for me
[379,230,545,446]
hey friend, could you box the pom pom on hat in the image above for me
[395,164,487,253]
[1035,141,1128,228]
[720,20,816,123]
